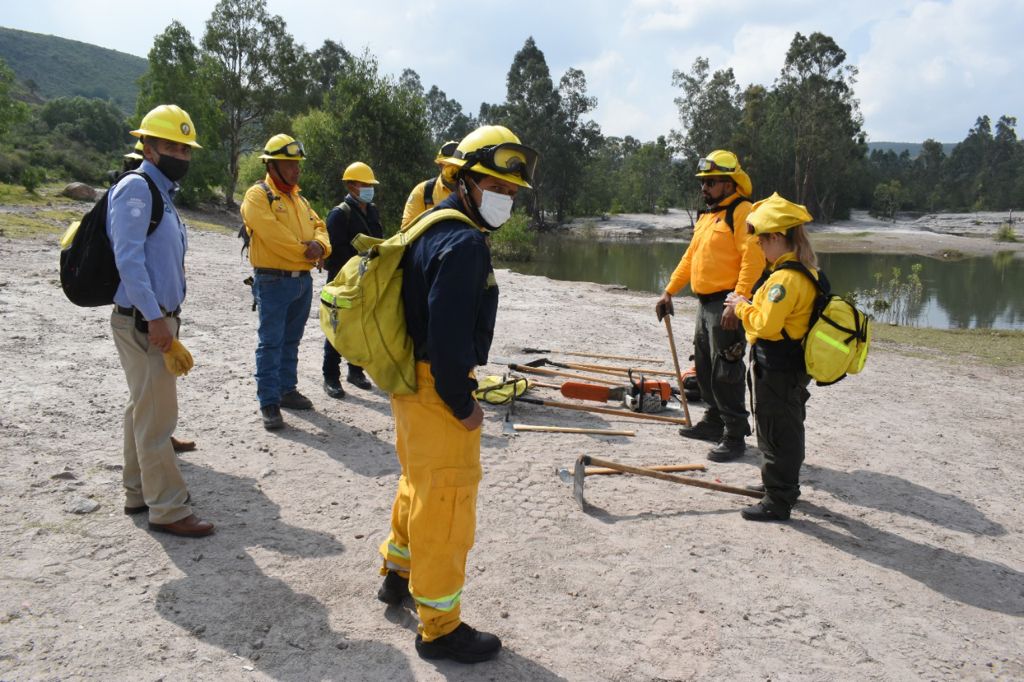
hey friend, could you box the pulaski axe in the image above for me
[569,455,761,510]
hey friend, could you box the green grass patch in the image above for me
[0,182,52,205]
[186,218,236,236]
[873,324,1024,367]
[0,212,65,239]
[490,211,537,262]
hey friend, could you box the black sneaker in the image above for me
[260,405,284,430]
[415,622,502,664]
[347,369,372,390]
[323,378,346,399]
[678,420,723,443]
[280,390,313,410]
[377,571,410,605]
[741,501,790,522]
[707,436,745,462]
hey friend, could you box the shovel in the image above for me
[569,455,761,509]
[521,348,664,364]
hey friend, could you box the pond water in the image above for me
[502,235,1024,330]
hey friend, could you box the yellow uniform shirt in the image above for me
[240,175,331,271]
[734,253,819,345]
[665,194,765,298]
[401,176,452,230]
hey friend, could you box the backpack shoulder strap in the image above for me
[422,177,436,208]
[123,170,164,236]
[723,197,751,233]
[774,260,826,295]
[257,181,276,206]
[402,207,476,244]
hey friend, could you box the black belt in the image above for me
[254,268,310,278]
[696,290,730,304]
[114,305,180,318]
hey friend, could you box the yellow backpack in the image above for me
[776,261,871,385]
[319,208,477,395]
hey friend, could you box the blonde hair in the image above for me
[783,224,818,270]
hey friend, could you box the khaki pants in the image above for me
[110,311,191,525]
[380,362,482,641]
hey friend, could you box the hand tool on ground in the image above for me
[557,462,705,483]
[513,424,636,436]
[512,395,690,424]
[520,348,664,364]
[569,455,761,509]
[530,357,677,379]
[503,361,622,386]
[663,315,692,426]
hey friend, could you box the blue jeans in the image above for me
[254,271,312,407]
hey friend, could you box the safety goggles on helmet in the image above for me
[697,157,736,173]
[455,143,538,184]
[267,140,305,159]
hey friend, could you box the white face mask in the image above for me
[477,188,514,229]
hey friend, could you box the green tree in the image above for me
[292,53,432,230]
[0,58,29,137]
[670,57,741,163]
[136,20,228,206]
[39,96,125,152]
[305,39,352,109]
[424,85,474,149]
[201,0,307,205]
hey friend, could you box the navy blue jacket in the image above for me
[401,194,499,419]
[324,195,383,279]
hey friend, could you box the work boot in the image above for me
[741,501,791,522]
[323,378,346,400]
[260,405,284,430]
[279,389,313,410]
[415,622,502,664]
[347,367,372,390]
[707,436,746,462]
[171,436,196,453]
[377,570,410,605]
[678,419,723,443]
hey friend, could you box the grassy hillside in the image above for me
[0,26,146,112]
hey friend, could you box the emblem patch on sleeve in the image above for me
[767,283,786,303]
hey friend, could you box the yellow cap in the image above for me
[747,192,813,234]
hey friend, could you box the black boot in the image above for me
[678,419,723,443]
[280,389,313,410]
[415,622,502,664]
[741,501,790,522]
[707,435,746,462]
[260,405,284,430]
[347,367,372,390]
[323,377,346,399]
[377,571,410,605]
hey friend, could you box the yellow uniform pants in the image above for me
[380,362,482,641]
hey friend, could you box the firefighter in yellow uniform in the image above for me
[240,134,331,430]
[725,193,819,521]
[656,150,765,461]
[377,125,538,664]
[399,141,458,230]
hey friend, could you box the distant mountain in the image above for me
[867,141,957,158]
[0,26,147,112]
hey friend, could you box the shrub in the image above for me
[995,223,1018,242]
[853,263,924,326]
[20,166,45,194]
[490,211,537,262]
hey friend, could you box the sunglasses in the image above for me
[456,143,538,183]
[697,157,736,173]
[700,177,725,187]
[268,140,305,158]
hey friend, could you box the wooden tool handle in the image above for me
[663,316,692,426]
[564,362,677,378]
[509,363,620,386]
[585,463,705,475]
[583,455,760,498]
[524,398,690,425]
[514,425,635,436]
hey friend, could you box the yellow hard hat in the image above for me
[447,125,538,189]
[124,140,144,161]
[342,161,378,185]
[260,134,306,161]
[435,140,458,167]
[747,192,813,234]
[695,149,751,198]
[131,104,202,148]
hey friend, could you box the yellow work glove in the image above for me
[163,338,194,377]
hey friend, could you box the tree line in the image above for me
[0,0,1020,228]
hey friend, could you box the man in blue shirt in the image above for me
[108,104,213,538]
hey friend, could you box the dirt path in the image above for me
[1,227,1022,681]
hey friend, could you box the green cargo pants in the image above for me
[752,362,811,511]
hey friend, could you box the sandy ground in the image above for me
[2,222,1023,681]
[566,209,1024,260]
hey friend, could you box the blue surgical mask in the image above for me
[357,187,375,203]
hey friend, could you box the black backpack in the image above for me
[60,171,164,307]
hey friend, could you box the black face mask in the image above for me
[156,154,190,182]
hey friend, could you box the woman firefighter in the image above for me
[724,193,819,522]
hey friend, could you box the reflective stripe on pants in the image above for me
[380,362,482,641]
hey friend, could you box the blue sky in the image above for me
[4,0,1021,144]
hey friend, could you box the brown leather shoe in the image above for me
[148,514,214,538]
[171,436,197,453]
